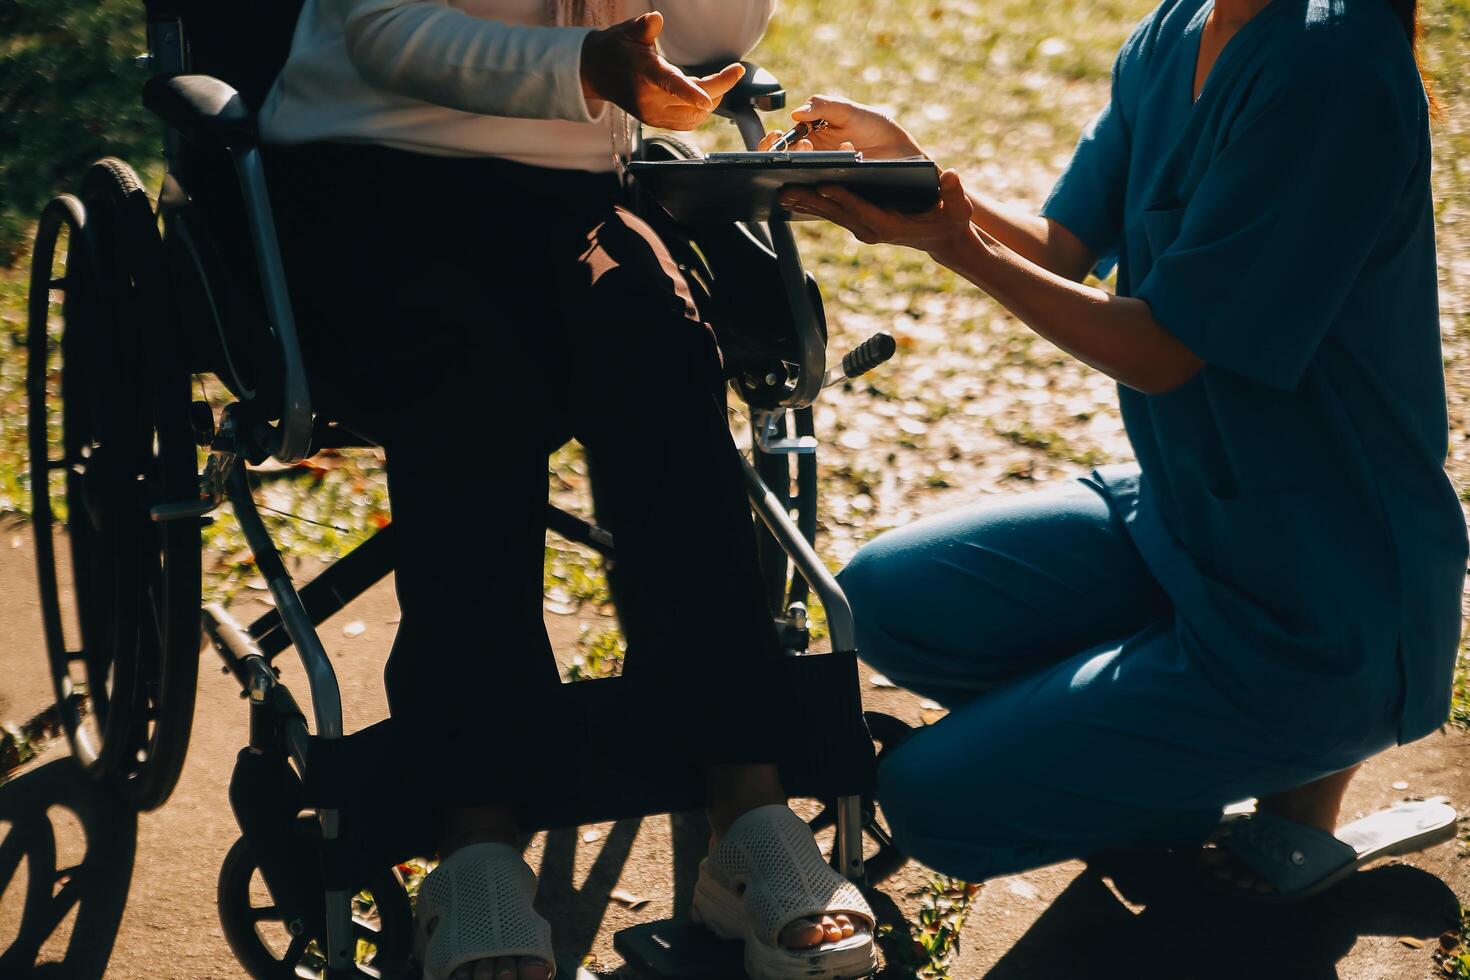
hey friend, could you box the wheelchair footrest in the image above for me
[613,918,747,979]
[301,651,876,872]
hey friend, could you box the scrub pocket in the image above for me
[1140,202,1186,262]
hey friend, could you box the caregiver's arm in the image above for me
[942,223,1201,394]
[779,174,1201,395]
[781,96,1097,281]
[963,196,1097,284]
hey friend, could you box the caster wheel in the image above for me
[218,821,415,979]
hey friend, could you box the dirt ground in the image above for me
[1,526,1468,980]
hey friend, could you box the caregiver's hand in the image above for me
[784,95,928,159]
[581,12,745,131]
[779,169,975,257]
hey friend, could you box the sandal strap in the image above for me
[709,804,874,947]
[1221,810,1355,895]
[416,842,556,979]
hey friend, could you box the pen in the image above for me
[770,118,829,151]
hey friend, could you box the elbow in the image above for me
[343,11,408,90]
[1125,354,1204,395]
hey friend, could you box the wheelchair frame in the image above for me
[24,6,909,977]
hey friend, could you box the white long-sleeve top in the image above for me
[258,0,774,170]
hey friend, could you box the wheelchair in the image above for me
[24,2,915,976]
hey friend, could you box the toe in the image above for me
[834,913,856,939]
[777,917,826,950]
[821,914,842,943]
[519,957,552,980]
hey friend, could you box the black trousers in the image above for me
[265,142,786,776]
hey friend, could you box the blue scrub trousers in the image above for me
[837,472,1400,882]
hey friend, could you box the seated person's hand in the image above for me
[760,95,928,160]
[580,12,745,131]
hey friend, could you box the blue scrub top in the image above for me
[1040,0,1467,746]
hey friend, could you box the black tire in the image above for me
[26,159,203,809]
[78,157,204,812]
[217,827,414,980]
[28,193,140,780]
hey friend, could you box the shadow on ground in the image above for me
[0,760,1459,980]
[973,853,1460,980]
[587,833,1461,979]
[0,759,137,979]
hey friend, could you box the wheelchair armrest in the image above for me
[144,74,255,149]
[682,60,786,118]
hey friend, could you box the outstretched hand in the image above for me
[778,168,976,258]
[580,12,744,131]
[782,95,927,159]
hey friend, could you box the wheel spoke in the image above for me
[283,933,310,965]
[352,916,380,939]
[249,904,282,923]
[49,277,66,290]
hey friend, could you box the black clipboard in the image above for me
[627,151,941,224]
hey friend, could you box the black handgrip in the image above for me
[841,332,897,380]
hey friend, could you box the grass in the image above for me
[1,0,1469,975]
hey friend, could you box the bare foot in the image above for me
[1258,765,1361,833]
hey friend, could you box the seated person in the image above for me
[257,2,874,978]
[772,0,1463,901]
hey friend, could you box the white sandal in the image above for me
[692,804,877,980]
[414,842,557,980]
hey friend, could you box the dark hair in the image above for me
[1388,0,1439,114]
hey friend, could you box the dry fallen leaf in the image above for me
[610,888,648,910]
[343,620,366,638]
[870,674,897,688]
[545,601,578,616]
[1399,937,1425,949]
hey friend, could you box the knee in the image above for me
[837,533,917,673]
[876,739,1044,883]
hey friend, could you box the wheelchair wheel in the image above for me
[218,828,414,980]
[81,158,204,811]
[27,159,203,810]
[28,192,138,781]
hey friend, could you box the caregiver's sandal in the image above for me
[1204,798,1460,902]
[415,843,555,980]
[693,805,878,980]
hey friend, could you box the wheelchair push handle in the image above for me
[824,331,897,389]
